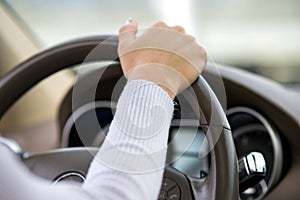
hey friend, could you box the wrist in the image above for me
[125,63,181,100]
[156,84,175,100]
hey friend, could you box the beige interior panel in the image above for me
[0,4,75,152]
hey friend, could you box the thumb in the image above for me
[119,18,138,42]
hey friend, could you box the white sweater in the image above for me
[0,80,174,200]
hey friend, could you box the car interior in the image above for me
[0,1,299,200]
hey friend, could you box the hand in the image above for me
[118,20,207,99]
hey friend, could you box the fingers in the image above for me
[119,19,138,42]
[119,20,195,42]
[170,25,195,41]
[152,22,185,33]
[170,25,196,41]
[171,25,185,33]
[153,22,195,40]
[152,21,169,28]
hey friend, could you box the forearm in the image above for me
[82,80,174,200]
[0,80,173,200]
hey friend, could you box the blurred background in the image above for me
[1,0,299,83]
[0,0,299,151]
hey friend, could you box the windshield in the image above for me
[1,0,300,84]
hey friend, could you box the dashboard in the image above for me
[57,62,299,199]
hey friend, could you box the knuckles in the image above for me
[152,21,169,28]
[118,21,208,73]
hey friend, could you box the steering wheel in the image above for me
[0,35,238,200]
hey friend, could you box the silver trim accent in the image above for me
[243,156,250,176]
[53,172,85,184]
[239,152,267,193]
[61,101,117,147]
[245,152,266,176]
[0,136,22,153]
[242,180,268,200]
[227,107,283,195]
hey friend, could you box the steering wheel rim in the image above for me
[0,35,238,200]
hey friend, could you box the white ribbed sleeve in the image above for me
[0,80,174,200]
[82,80,174,200]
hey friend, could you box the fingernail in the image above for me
[125,17,133,25]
